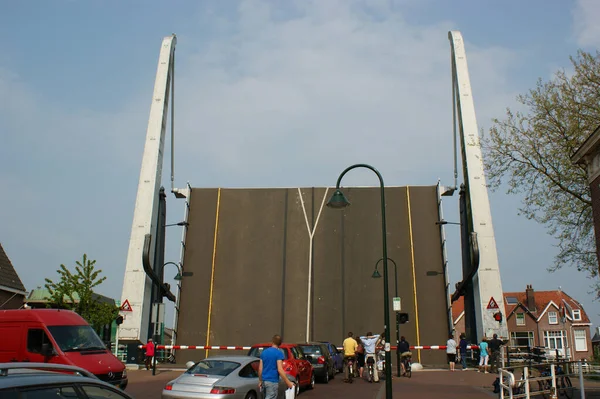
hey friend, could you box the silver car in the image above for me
[162,355,295,399]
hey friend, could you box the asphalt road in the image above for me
[125,368,501,399]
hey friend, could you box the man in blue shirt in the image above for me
[258,335,294,399]
[360,332,380,382]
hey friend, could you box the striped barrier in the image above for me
[139,344,480,350]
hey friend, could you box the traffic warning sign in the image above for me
[487,297,499,310]
[120,299,133,312]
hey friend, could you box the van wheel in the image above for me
[244,392,257,399]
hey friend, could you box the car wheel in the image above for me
[308,373,315,389]
[244,392,257,399]
[323,370,329,384]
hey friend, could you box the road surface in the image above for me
[126,368,501,398]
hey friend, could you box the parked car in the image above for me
[0,362,134,398]
[0,309,127,389]
[319,341,344,373]
[248,343,314,395]
[163,356,293,399]
[297,342,335,383]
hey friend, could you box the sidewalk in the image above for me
[381,369,497,398]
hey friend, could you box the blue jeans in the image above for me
[460,352,467,369]
[264,381,278,399]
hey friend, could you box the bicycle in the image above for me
[401,355,412,378]
[536,365,573,399]
[344,356,356,383]
[366,355,376,383]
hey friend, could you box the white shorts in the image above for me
[479,355,489,366]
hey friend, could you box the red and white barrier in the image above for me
[139,344,480,350]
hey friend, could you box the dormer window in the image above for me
[573,309,581,321]
[548,311,558,324]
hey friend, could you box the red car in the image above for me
[248,343,314,395]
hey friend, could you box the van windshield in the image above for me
[47,325,106,352]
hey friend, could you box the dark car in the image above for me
[319,341,343,373]
[0,362,134,399]
[297,342,335,383]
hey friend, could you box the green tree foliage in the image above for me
[44,254,119,330]
[483,50,600,283]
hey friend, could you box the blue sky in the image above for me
[1,0,599,339]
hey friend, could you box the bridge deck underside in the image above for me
[177,186,449,366]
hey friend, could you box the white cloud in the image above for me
[170,0,521,188]
[573,0,600,48]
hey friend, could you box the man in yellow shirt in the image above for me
[342,332,358,382]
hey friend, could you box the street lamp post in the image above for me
[327,163,393,399]
[373,257,401,377]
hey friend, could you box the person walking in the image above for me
[459,333,468,370]
[144,338,155,371]
[258,335,295,399]
[342,332,358,382]
[446,333,457,371]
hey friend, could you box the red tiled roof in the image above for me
[503,288,590,323]
[452,296,464,322]
[452,287,590,324]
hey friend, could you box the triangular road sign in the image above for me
[120,299,133,312]
[487,297,499,310]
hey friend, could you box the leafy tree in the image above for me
[45,254,119,330]
[483,50,600,284]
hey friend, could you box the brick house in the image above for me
[453,285,593,361]
[0,243,27,309]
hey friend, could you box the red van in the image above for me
[0,309,127,389]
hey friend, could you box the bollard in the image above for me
[578,360,585,399]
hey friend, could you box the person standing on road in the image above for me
[355,337,366,378]
[258,335,294,399]
[446,333,457,371]
[459,333,468,370]
[360,332,380,383]
[144,338,155,371]
[488,333,503,372]
[478,337,489,373]
[342,332,358,382]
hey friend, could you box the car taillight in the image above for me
[317,356,326,364]
[164,383,173,391]
[210,387,236,394]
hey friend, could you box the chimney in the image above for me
[526,284,536,311]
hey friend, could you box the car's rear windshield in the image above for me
[248,347,288,359]
[299,345,322,356]
[186,360,240,376]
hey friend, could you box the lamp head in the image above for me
[371,269,382,278]
[326,189,351,209]
[174,273,183,281]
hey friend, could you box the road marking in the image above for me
[406,186,421,364]
[206,187,222,358]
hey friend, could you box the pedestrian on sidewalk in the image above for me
[478,337,489,373]
[458,333,468,370]
[144,338,155,371]
[446,333,457,371]
[258,335,294,399]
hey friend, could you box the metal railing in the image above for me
[499,361,583,399]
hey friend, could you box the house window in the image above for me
[572,309,581,321]
[574,330,587,352]
[516,313,525,326]
[510,331,534,348]
[544,330,565,352]
[548,311,558,324]
[506,296,518,305]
